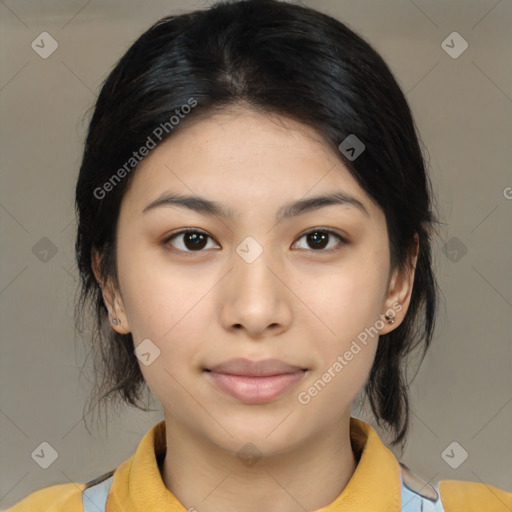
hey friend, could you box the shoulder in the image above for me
[438,479,512,512]
[400,463,512,512]
[5,470,116,512]
[4,482,86,512]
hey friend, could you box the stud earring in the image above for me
[112,318,120,326]
[384,313,395,324]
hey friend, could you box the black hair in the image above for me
[75,0,439,447]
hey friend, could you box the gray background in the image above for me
[1,0,511,508]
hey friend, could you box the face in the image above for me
[95,107,416,457]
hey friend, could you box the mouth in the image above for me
[204,358,308,404]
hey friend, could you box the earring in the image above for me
[384,313,395,324]
[112,318,120,326]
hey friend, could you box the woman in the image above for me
[8,0,511,511]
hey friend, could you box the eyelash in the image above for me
[162,227,348,254]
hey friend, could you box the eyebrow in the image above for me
[142,191,369,221]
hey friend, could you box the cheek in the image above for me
[295,247,388,406]
[301,255,388,343]
[118,259,209,407]
[116,245,213,374]
[295,268,384,415]
[117,241,197,337]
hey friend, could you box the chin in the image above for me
[208,415,307,456]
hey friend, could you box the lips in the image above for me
[204,358,308,404]
[205,358,307,377]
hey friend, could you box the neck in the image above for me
[160,413,358,512]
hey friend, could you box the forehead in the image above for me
[141,107,338,170]
[121,107,378,218]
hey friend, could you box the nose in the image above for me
[219,243,293,338]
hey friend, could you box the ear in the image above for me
[91,248,131,334]
[379,234,419,335]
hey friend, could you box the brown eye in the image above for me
[164,229,219,252]
[294,229,346,252]
[163,227,347,254]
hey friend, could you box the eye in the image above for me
[163,227,347,254]
[293,228,347,252]
[163,229,219,252]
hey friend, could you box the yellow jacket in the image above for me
[6,417,511,511]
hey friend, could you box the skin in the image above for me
[93,106,418,512]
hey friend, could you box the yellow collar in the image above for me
[107,416,402,511]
